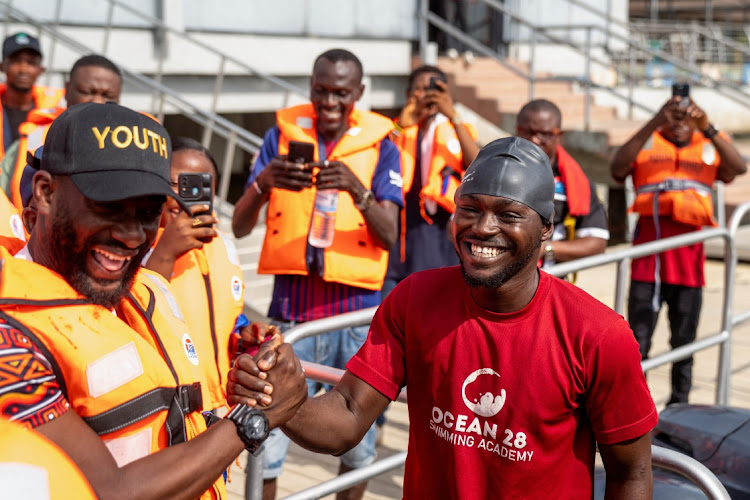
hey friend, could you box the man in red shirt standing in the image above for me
[611,90,746,405]
[231,137,658,499]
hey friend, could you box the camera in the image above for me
[178,172,213,216]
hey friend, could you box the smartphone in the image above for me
[287,140,315,164]
[428,75,447,91]
[672,82,690,108]
[178,172,213,216]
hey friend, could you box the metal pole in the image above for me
[245,451,264,500]
[419,0,429,62]
[201,56,226,149]
[218,131,237,207]
[628,43,635,120]
[45,0,63,87]
[102,0,115,55]
[3,0,13,41]
[584,26,592,132]
[528,28,536,100]
[613,258,629,315]
[604,0,612,52]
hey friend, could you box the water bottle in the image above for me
[308,189,338,248]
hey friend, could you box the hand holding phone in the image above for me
[672,82,690,109]
[287,140,315,164]
[179,172,213,217]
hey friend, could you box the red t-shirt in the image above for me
[347,268,657,499]
[630,216,705,287]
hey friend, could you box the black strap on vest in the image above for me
[83,383,203,445]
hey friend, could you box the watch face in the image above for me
[246,413,268,440]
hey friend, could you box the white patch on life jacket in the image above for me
[446,138,461,155]
[218,232,240,267]
[182,333,200,366]
[0,463,50,500]
[231,276,243,302]
[702,143,716,165]
[348,127,362,137]
[86,342,144,399]
[9,214,26,241]
[103,428,152,467]
[143,273,185,322]
[296,117,313,129]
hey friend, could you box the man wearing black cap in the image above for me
[231,137,658,498]
[0,32,64,158]
[0,102,307,499]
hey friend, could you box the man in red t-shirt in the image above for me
[231,137,658,499]
[611,90,746,405]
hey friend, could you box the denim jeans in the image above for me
[262,323,377,479]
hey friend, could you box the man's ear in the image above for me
[541,219,554,242]
[355,83,365,102]
[63,79,70,102]
[32,171,54,215]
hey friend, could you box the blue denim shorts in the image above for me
[262,324,377,479]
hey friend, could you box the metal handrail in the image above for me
[0,1,265,211]
[651,446,731,499]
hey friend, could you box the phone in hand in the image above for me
[428,75,447,91]
[287,140,315,164]
[672,82,690,108]
[178,172,213,217]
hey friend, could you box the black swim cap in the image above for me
[456,137,555,221]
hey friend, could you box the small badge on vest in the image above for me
[182,333,200,366]
[231,276,243,302]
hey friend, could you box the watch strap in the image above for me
[702,124,718,139]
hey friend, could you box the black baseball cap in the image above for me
[3,32,42,60]
[456,137,555,222]
[41,102,187,209]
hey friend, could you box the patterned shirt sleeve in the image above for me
[0,317,70,428]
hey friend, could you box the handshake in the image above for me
[226,322,308,430]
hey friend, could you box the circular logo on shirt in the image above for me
[462,368,506,417]
[231,276,242,302]
[182,333,200,366]
[9,214,25,241]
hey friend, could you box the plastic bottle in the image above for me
[308,189,338,248]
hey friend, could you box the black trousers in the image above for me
[628,280,703,405]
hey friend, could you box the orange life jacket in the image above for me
[7,107,61,211]
[555,145,591,217]
[0,418,97,499]
[631,131,719,227]
[395,117,477,219]
[0,85,64,158]
[257,103,394,291]
[0,249,225,500]
[156,228,245,411]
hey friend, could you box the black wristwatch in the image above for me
[226,404,270,455]
[702,123,718,139]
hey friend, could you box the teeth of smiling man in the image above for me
[470,243,500,257]
[92,248,132,272]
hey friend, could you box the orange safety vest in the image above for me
[257,103,394,291]
[395,118,477,219]
[7,107,61,211]
[157,228,245,411]
[0,418,97,499]
[0,84,64,158]
[631,131,720,227]
[0,249,225,500]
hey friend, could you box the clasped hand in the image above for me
[257,156,367,197]
[226,323,307,429]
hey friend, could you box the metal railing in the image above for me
[417,0,750,130]
[242,204,750,499]
[0,1,268,217]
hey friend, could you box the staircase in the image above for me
[437,56,643,152]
